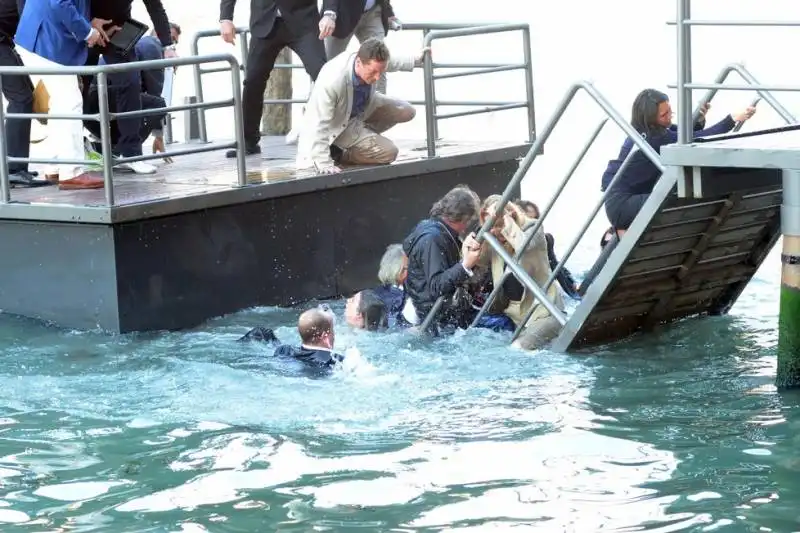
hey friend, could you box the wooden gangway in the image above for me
[551,128,786,351]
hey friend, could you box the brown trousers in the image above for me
[337,95,415,165]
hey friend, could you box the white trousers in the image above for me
[15,46,86,180]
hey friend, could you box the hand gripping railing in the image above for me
[418,81,665,334]
[0,53,246,206]
[683,62,796,126]
[189,22,536,154]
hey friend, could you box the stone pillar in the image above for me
[777,169,800,389]
[260,47,293,135]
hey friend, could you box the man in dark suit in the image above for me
[0,0,48,187]
[319,0,398,94]
[85,0,174,175]
[219,0,327,158]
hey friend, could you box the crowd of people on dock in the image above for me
[0,0,421,190]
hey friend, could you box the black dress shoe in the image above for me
[8,170,52,188]
[226,144,261,158]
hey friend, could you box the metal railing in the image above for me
[674,0,799,144]
[419,81,666,333]
[188,22,536,155]
[0,54,246,207]
[424,58,794,336]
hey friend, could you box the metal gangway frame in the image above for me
[419,53,798,342]
[187,22,536,157]
[0,53,248,210]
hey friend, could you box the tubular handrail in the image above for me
[674,1,799,143]
[188,22,535,154]
[469,117,608,327]
[418,81,664,333]
[0,53,246,206]
[688,62,797,125]
[421,23,535,157]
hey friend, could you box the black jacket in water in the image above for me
[273,344,344,369]
[403,218,472,328]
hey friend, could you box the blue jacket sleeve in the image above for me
[49,0,92,43]
[663,115,736,144]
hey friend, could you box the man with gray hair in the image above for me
[401,186,482,332]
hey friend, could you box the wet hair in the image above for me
[378,243,405,286]
[430,185,480,224]
[631,89,670,137]
[357,37,390,64]
[298,308,334,345]
[515,199,539,218]
[357,290,388,331]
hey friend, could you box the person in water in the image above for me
[402,185,482,332]
[514,199,580,300]
[372,243,407,324]
[239,307,345,369]
[601,89,756,235]
[479,196,564,350]
[345,289,389,330]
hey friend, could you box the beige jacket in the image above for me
[489,214,564,328]
[296,51,416,170]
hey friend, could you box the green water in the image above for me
[0,284,794,532]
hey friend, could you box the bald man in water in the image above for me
[239,306,345,369]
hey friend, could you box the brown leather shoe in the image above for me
[58,172,105,190]
[44,172,59,183]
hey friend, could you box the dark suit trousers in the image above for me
[85,90,166,151]
[242,18,326,146]
[0,38,33,173]
[86,46,145,158]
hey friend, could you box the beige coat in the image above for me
[489,213,564,328]
[296,51,416,170]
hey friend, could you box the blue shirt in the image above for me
[350,65,371,118]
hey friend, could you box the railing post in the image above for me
[239,31,249,71]
[190,35,209,143]
[421,29,439,141]
[96,72,116,206]
[521,27,536,142]
[229,58,247,187]
[676,0,693,144]
[422,44,437,158]
[0,77,9,204]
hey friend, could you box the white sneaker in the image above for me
[116,161,157,174]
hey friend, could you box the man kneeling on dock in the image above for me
[296,37,426,173]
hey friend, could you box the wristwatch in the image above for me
[163,44,176,52]
[323,10,336,20]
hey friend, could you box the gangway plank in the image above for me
[551,126,789,352]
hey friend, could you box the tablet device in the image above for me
[108,18,149,54]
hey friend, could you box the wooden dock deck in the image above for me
[552,126,790,352]
[5,136,525,223]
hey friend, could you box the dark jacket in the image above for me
[91,0,173,47]
[220,0,320,39]
[136,35,164,96]
[0,0,22,41]
[403,218,471,326]
[601,115,736,195]
[321,0,394,39]
[274,344,343,368]
[545,233,579,300]
[372,284,404,326]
